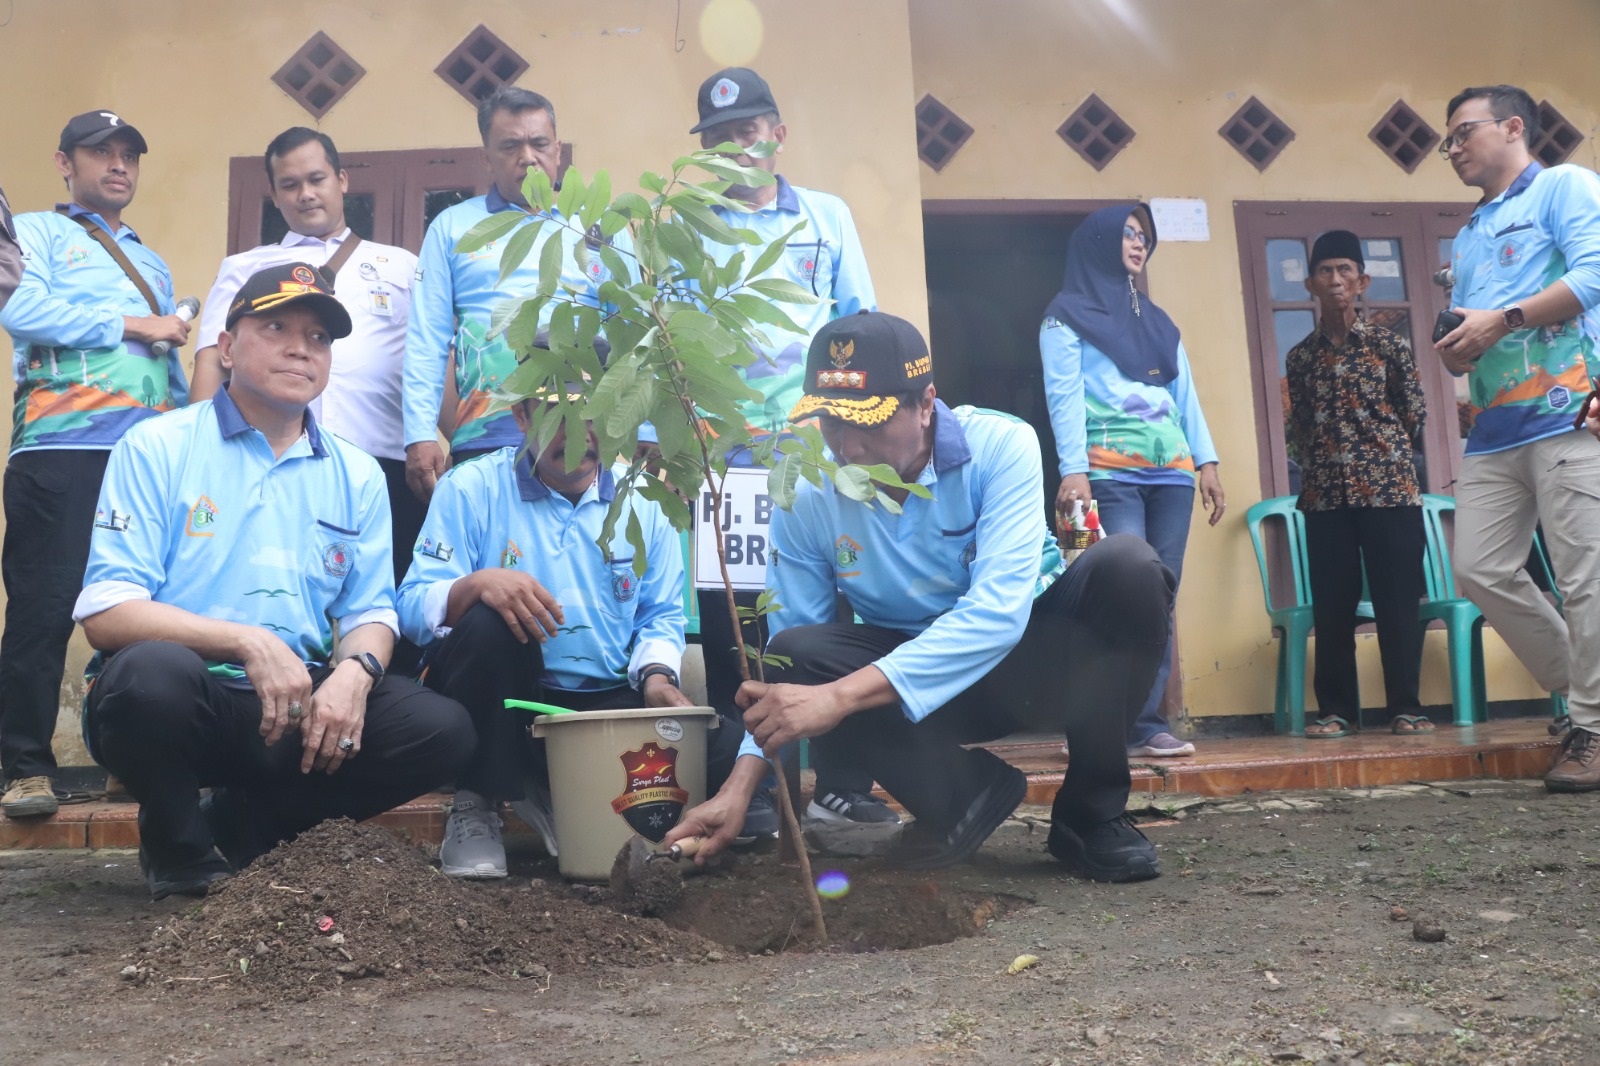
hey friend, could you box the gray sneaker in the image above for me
[440,791,507,879]
[509,776,559,857]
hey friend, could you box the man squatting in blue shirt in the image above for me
[666,311,1176,880]
[396,336,743,880]
[73,264,473,901]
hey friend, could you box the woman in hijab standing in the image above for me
[1040,203,1225,757]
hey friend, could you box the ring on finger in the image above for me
[337,737,355,752]
[287,701,304,720]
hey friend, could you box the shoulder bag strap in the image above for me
[320,232,363,290]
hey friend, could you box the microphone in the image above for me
[151,296,200,358]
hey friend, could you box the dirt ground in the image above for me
[2,780,1598,1066]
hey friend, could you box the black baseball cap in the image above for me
[789,311,933,426]
[690,67,780,134]
[225,263,352,339]
[59,110,149,154]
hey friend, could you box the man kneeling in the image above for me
[397,377,727,879]
[668,312,1175,880]
[75,264,474,901]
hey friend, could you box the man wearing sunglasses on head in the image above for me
[1433,84,1600,792]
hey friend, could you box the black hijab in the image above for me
[1043,202,1181,387]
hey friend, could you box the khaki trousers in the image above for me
[1453,429,1600,730]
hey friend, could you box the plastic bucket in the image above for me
[531,706,718,881]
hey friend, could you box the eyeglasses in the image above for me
[1122,225,1148,248]
[1437,118,1504,158]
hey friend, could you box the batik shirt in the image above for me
[1450,162,1600,455]
[1285,316,1424,511]
[1,205,188,453]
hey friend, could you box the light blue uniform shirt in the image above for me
[73,386,398,683]
[761,403,1063,749]
[1040,318,1217,485]
[396,449,684,692]
[403,187,625,454]
[1,205,189,453]
[1450,162,1600,455]
[706,176,875,436]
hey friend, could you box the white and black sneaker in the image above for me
[440,790,508,880]
[807,789,903,826]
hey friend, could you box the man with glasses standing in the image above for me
[685,67,886,832]
[1433,84,1600,791]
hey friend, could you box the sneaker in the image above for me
[887,765,1026,871]
[734,788,780,844]
[138,845,230,902]
[808,789,903,826]
[1128,732,1196,758]
[1048,814,1161,883]
[1,776,59,819]
[1545,727,1600,793]
[509,777,558,858]
[440,791,508,879]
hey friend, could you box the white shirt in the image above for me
[198,229,417,460]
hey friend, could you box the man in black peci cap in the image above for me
[1286,231,1428,739]
[73,263,472,900]
[666,312,1176,880]
[0,109,193,819]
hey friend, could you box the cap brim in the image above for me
[788,393,901,426]
[228,291,353,340]
[69,125,149,154]
[690,104,775,135]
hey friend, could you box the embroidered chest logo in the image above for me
[1498,241,1522,267]
[66,246,90,267]
[610,741,688,843]
[789,246,819,282]
[835,534,863,576]
[501,539,523,568]
[93,508,131,533]
[416,537,454,561]
[612,569,638,602]
[185,495,218,538]
[322,541,353,578]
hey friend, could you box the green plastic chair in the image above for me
[1244,497,1318,736]
[1417,494,1487,726]
[680,529,700,638]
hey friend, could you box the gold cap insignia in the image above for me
[829,338,854,368]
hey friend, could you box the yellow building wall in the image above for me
[0,0,925,767]
[909,0,1600,719]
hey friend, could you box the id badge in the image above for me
[369,289,393,316]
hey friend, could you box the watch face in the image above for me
[1505,306,1525,329]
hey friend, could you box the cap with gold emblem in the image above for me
[224,262,352,339]
[788,311,933,426]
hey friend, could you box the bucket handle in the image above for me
[504,699,576,716]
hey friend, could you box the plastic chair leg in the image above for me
[1445,618,1488,726]
[1281,633,1310,737]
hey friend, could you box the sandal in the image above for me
[1390,714,1436,734]
[1305,715,1352,739]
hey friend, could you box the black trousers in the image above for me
[768,534,1175,834]
[85,641,474,871]
[377,456,430,678]
[422,603,742,800]
[0,449,109,781]
[1303,505,1426,718]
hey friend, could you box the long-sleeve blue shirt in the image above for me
[1040,317,1217,485]
[1450,162,1600,455]
[1,205,188,453]
[765,402,1063,724]
[402,188,623,454]
[396,449,684,692]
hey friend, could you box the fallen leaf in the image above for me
[1006,953,1040,975]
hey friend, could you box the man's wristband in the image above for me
[638,664,679,690]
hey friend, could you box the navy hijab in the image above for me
[1043,202,1182,387]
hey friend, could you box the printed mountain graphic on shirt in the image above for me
[14,344,176,451]
[1084,393,1196,476]
[449,317,518,450]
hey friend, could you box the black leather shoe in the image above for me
[888,765,1027,871]
[200,788,267,871]
[1048,814,1161,883]
[139,845,231,902]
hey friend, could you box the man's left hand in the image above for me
[1198,462,1226,527]
[736,680,850,754]
[1434,306,1508,371]
[642,673,693,710]
[302,661,372,774]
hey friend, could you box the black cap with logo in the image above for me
[58,110,149,155]
[789,311,933,426]
[690,67,780,134]
[225,263,353,339]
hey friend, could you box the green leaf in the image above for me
[598,244,634,289]
[599,209,630,239]
[496,218,549,289]
[748,278,823,305]
[582,170,612,226]
[639,171,667,195]
[504,297,550,354]
[561,398,588,473]
[613,191,654,219]
[625,507,648,578]
[648,390,692,461]
[755,588,780,613]
[555,166,583,221]
[728,292,805,334]
[743,219,809,280]
[832,464,875,502]
[454,211,525,255]
[635,474,692,531]
[607,375,656,440]
[536,229,564,298]
[656,217,704,267]
[671,197,742,246]
[767,453,801,510]
[523,168,555,213]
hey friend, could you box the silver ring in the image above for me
[337,738,355,752]
[287,701,304,720]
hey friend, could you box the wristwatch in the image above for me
[347,651,385,683]
[1502,304,1526,330]
[638,664,680,690]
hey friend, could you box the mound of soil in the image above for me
[128,820,718,1002]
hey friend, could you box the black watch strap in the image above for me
[638,664,679,689]
[349,651,385,682]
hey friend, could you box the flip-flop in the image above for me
[1305,715,1351,739]
[1391,714,1436,734]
